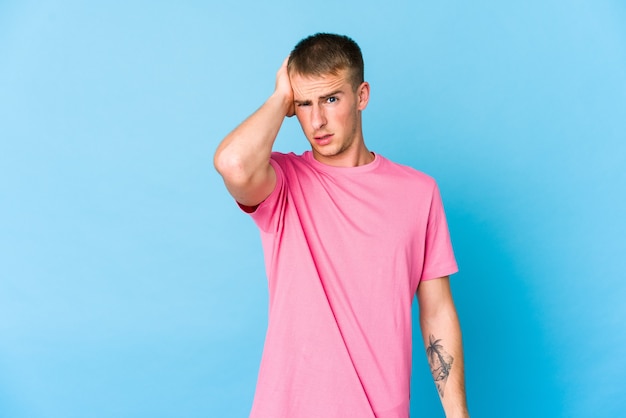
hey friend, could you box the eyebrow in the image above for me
[294,90,344,105]
[320,90,343,100]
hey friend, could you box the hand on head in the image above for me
[275,57,295,117]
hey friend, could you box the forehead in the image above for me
[290,69,352,100]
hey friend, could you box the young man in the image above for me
[215,33,469,418]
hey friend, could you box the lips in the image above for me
[314,134,333,145]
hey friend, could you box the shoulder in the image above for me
[270,151,308,167]
[376,154,438,191]
[270,151,320,176]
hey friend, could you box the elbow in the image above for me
[214,148,252,187]
[213,147,232,177]
[214,150,238,176]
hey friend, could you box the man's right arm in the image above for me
[213,58,294,208]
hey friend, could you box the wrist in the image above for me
[269,90,293,115]
[444,404,469,418]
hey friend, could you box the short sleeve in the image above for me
[240,156,287,233]
[420,183,458,281]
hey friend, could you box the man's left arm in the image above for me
[417,276,469,418]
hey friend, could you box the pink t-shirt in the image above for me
[245,151,457,418]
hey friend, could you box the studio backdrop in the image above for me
[1,1,624,417]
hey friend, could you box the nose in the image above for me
[311,104,326,130]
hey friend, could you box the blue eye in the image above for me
[327,97,337,103]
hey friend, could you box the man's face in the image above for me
[290,69,369,165]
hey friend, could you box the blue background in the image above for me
[1,1,625,417]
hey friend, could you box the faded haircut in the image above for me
[288,33,364,91]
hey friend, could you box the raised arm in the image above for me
[417,276,469,418]
[213,58,294,207]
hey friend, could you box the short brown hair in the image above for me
[288,33,364,90]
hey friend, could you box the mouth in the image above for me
[313,134,333,145]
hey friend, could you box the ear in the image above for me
[357,81,370,111]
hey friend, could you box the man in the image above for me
[214,33,469,418]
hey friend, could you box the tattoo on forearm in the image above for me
[426,334,454,398]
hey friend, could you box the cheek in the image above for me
[335,107,355,127]
[294,112,307,127]
[295,113,314,137]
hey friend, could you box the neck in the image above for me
[312,139,374,168]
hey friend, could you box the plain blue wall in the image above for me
[1,1,625,417]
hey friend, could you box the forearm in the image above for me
[418,279,469,418]
[214,58,294,206]
[420,305,468,417]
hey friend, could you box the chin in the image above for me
[314,145,339,156]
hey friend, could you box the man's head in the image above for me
[287,33,364,91]
[287,33,371,167]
